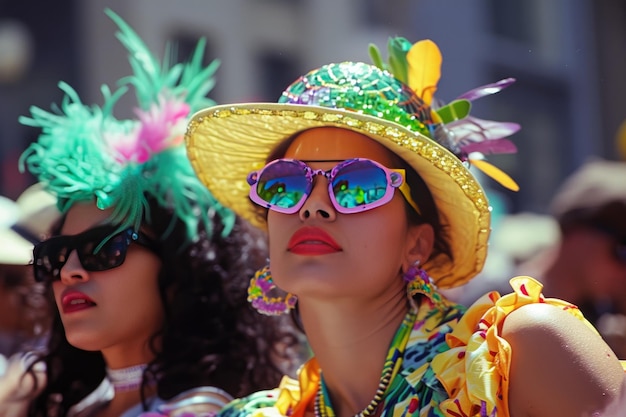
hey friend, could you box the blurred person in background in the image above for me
[0,183,58,361]
[0,184,58,417]
[443,210,560,308]
[516,158,626,358]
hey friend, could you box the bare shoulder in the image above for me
[502,303,625,417]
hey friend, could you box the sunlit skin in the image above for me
[53,202,163,417]
[267,127,434,417]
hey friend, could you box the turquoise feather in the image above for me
[19,9,234,244]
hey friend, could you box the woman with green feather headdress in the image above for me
[8,9,301,417]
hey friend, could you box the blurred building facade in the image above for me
[0,0,624,215]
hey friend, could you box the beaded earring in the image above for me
[403,260,447,310]
[247,264,298,316]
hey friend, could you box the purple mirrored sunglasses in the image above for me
[247,158,420,214]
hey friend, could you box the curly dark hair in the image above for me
[25,196,302,417]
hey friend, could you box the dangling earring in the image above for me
[403,260,446,309]
[247,264,297,316]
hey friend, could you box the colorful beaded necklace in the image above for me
[314,309,417,417]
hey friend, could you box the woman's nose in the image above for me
[298,176,337,221]
[59,250,89,285]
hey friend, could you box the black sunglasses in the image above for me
[33,225,158,284]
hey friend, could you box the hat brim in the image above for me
[0,229,35,265]
[186,103,490,288]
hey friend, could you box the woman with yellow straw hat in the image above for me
[11,9,301,417]
[186,38,626,417]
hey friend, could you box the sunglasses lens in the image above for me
[332,160,389,210]
[33,240,68,283]
[256,160,309,210]
[79,231,130,271]
[32,227,135,283]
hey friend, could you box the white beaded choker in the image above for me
[106,364,148,392]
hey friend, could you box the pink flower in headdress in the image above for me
[109,97,190,164]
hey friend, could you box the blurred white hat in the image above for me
[0,184,59,265]
[550,158,626,217]
[491,212,560,263]
[549,158,626,242]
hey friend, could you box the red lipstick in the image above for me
[288,227,342,255]
[61,290,96,314]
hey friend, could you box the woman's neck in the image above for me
[299,295,409,417]
[101,338,157,370]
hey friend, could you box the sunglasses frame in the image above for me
[247,158,415,214]
[33,225,158,284]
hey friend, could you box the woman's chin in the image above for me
[65,332,105,352]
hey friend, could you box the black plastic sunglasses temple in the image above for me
[129,231,160,252]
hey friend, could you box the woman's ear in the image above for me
[404,223,434,270]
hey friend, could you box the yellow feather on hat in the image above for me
[406,40,442,106]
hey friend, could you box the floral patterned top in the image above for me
[218,276,618,417]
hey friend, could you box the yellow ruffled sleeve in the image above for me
[218,359,319,417]
[274,358,320,417]
[431,276,592,417]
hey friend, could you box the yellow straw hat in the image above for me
[186,39,519,288]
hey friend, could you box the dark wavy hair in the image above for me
[25,196,301,417]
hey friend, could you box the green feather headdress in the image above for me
[19,9,234,241]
